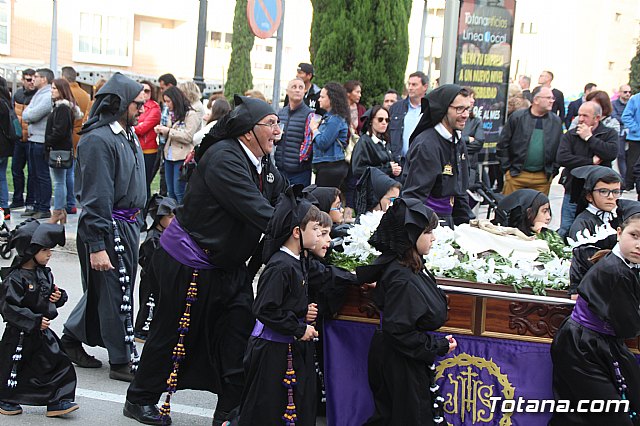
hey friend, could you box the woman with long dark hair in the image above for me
[45,78,82,224]
[309,82,349,188]
[154,86,201,203]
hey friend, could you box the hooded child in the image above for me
[355,166,402,215]
[60,73,146,383]
[492,188,552,236]
[566,165,623,297]
[0,221,79,417]
[133,195,176,341]
[234,186,322,426]
[125,95,287,426]
[357,198,457,426]
[402,84,473,227]
[550,199,640,426]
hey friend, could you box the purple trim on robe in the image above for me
[425,196,454,216]
[571,296,615,336]
[112,208,140,223]
[251,319,294,344]
[159,218,217,270]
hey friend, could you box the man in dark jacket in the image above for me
[388,71,428,162]
[61,73,146,382]
[565,82,597,129]
[124,96,287,426]
[538,70,565,124]
[276,77,313,186]
[11,68,36,211]
[497,86,563,195]
[556,101,619,237]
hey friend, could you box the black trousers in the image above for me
[625,140,640,190]
[314,160,349,189]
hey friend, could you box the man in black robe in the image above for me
[60,73,146,382]
[402,84,473,227]
[124,95,287,426]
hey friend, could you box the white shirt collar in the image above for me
[613,243,640,268]
[109,121,126,135]
[238,138,262,174]
[280,246,300,260]
[434,122,461,143]
[371,134,383,144]
[586,204,616,223]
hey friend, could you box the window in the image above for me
[609,61,615,71]
[264,63,272,70]
[0,0,9,54]
[615,13,622,23]
[75,12,132,66]
[209,31,222,48]
[224,33,233,49]
[265,46,273,52]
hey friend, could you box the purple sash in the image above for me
[112,208,140,223]
[425,196,454,216]
[251,319,295,344]
[571,296,615,336]
[159,218,217,270]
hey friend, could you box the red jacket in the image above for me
[134,100,161,153]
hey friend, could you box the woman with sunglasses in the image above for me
[154,86,201,203]
[134,81,161,201]
[351,105,402,184]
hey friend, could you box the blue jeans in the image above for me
[558,193,577,238]
[0,157,9,209]
[11,141,35,205]
[164,159,185,204]
[28,142,52,212]
[281,169,311,187]
[65,163,75,208]
[50,167,67,210]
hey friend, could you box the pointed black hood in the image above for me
[302,185,338,214]
[570,165,622,215]
[409,84,464,144]
[356,167,399,213]
[492,189,547,235]
[617,199,640,223]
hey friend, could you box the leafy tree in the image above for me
[310,0,412,106]
[225,0,255,100]
[630,40,640,94]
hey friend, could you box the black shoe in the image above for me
[123,400,168,425]
[20,206,35,217]
[46,400,79,417]
[0,400,22,415]
[9,201,24,209]
[32,210,51,219]
[60,339,103,368]
[109,363,135,382]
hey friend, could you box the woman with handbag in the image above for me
[154,86,201,203]
[309,82,349,189]
[45,78,82,224]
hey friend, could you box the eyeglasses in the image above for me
[622,91,632,94]
[592,188,624,198]
[23,77,33,82]
[449,105,472,114]
[133,100,145,109]
[384,196,397,204]
[375,117,390,123]
[330,202,343,211]
[255,121,281,130]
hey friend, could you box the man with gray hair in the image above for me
[21,68,54,219]
[556,101,619,236]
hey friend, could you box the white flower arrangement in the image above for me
[331,211,570,295]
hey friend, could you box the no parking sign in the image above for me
[246,0,283,39]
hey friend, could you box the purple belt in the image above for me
[160,218,217,270]
[112,208,141,223]
[425,196,454,216]
[571,296,615,336]
[251,319,295,344]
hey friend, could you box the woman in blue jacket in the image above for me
[309,82,349,188]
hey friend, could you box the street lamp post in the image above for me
[193,0,208,91]
[50,0,58,73]
[417,0,428,72]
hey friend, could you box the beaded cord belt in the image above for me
[6,330,24,389]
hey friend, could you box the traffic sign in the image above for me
[247,0,283,39]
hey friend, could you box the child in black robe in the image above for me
[355,167,402,216]
[133,195,176,341]
[566,166,623,298]
[0,221,78,417]
[492,188,552,236]
[551,199,640,426]
[235,187,322,426]
[357,198,457,426]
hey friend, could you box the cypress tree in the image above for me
[630,40,640,94]
[310,0,412,106]
[225,0,255,100]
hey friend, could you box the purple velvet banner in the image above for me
[323,319,640,426]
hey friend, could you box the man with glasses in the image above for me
[61,73,147,383]
[389,71,429,163]
[21,68,54,219]
[10,68,36,213]
[556,101,619,237]
[497,86,563,195]
[402,84,473,228]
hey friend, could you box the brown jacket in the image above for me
[68,82,90,151]
[13,88,37,142]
